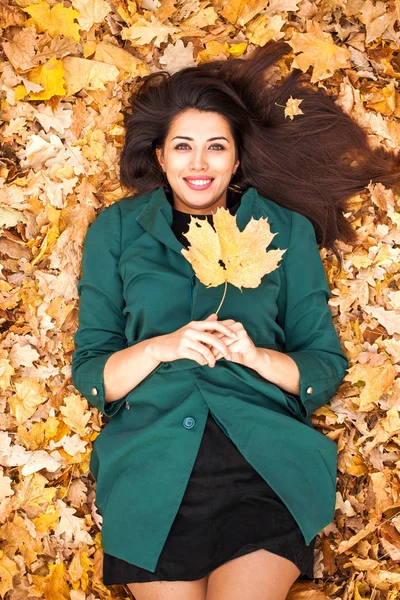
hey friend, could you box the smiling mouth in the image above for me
[184,178,214,190]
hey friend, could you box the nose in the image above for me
[189,148,208,171]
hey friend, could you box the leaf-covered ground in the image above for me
[1,1,400,599]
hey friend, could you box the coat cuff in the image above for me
[284,350,347,418]
[71,353,127,417]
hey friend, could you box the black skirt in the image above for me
[102,411,316,584]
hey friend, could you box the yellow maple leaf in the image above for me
[289,21,351,83]
[23,0,81,41]
[181,206,287,311]
[22,56,66,101]
[59,393,91,437]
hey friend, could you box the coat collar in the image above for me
[136,185,270,256]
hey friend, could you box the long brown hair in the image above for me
[119,40,400,269]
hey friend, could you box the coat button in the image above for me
[91,387,98,396]
[183,417,195,429]
[306,386,313,394]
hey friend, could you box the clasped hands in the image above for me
[205,313,260,368]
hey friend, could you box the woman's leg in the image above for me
[126,575,208,600]
[206,549,301,600]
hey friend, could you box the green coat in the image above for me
[71,185,348,570]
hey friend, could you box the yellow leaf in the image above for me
[0,551,19,599]
[62,56,119,95]
[13,472,57,512]
[13,84,29,101]
[26,56,66,100]
[33,505,59,533]
[0,358,14,392]
[59,393,91,436]
[2,513,44,567]
[228,42,248,57]
[23,0,81,41]
[17,417,60,451]
[215,0,269,26]
[197,41,230,63]
[71,0,111,32]
[344,362,397,412]
[347,454,369,476]
[94,40,148,75]
[11,378,47,425]
[289,21,351,83]
[246,14,286,46]
[43,562,70,600]
[181,206,287,293]
[121,15,180,48]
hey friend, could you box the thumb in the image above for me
[207,313,218,320]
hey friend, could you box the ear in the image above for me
[155,147,164,170]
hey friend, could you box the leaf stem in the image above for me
[215,281,227,316]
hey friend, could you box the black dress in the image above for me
[102,187,316,584]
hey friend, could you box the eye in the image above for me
[174,143,225,150]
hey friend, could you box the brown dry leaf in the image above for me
[181,206,286,292]
[0,2,26,30]
[2,24,37,71]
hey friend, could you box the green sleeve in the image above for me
[71,203,128,417]
[277,210,349,418]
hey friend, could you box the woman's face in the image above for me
[155,109,240,215]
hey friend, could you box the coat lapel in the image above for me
[135,185,271,257]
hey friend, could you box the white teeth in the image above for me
[186,179,212,186]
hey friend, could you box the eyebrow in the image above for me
[171,136,229,142]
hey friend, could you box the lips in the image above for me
[184,178,214,191]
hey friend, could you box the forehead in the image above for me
[167,110,231,138]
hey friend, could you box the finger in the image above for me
[199,321,238,339]
[189,331,232,360]
[186,340,216,367]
